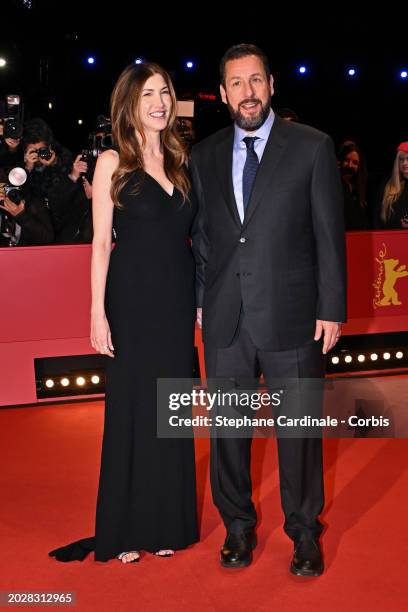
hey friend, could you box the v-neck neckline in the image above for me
[145,172,175,197]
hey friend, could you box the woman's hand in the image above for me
[91,312,115,357]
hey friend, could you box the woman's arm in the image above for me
[90,149,119,357]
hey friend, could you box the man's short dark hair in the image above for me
[23,117,53,148]
[219,44,271,86]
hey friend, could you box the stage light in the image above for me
[0,58,6,68]
[48,102,53,110]
[91,375,100,384]
[344,355,352,363]
[383,352,391,360]
[298,65,307,75]
[87,57,95,65]
[358,354,365,362]
[370,353,378,361]
[347,67,356,77]
[60,378,70,387]
[76,376,86,386]
[400,70,408,79]
[331,356,340,364]
[78,119,83,125]
[185,60,195,70]
[134,57,144,65]
[396,351,403,359]
[45,379,54,388]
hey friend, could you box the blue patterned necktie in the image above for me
[242,136,259,215]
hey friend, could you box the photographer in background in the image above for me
[23,118,73,197]
[51,115,113,243]
[0,167,54,246]
[23,118,75,240]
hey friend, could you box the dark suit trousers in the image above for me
[204,311,326,543]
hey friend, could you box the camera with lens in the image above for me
[96,114,112,134]
[0,167,27,208]
[79,120,113,182]
[2,118,23,140]
[3,183,24,205]
[34,146,53,161]
[80,144,100,182]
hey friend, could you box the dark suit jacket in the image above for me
[190,115,347,351]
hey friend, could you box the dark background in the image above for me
[1,1,407,176]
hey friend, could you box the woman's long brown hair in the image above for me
[110,62,190,207]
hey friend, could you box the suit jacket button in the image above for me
[239,237,247,243]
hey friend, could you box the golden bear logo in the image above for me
[373,243,408,308]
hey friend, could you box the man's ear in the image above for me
[220,83,227,105]
[269,75,274,97]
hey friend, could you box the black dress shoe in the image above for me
[290,538,323,577]
[220,531,257,569]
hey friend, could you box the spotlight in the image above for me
[400,70,408,79]
[48,102,53,110]
[331,356,340,364]
[347,67,357,77]
[396,351,403,359]
[78,119,83,125]
[60,378,70,387]
[76,376,86,386]
[91,375,100,384]
[185,60,195,70]
[344,355,352,363]
[298,65,307,75]
[0,58,7,68]
[87,57,95,65]
[134,57,144,65]
[383,352,391,360]
[370,353,378,361]
[358,354,365,362]
[45,379,54,388]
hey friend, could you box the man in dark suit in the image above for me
[190,44,347,576]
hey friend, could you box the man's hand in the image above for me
[314,320,342,354]
[5,137,21,150]
[196,307,202,329]
[69,154,88,182]
[24,148,39,172]
[39,149,56,166]
[0,196,25,217]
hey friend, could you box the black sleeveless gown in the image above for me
[49,170,199,561]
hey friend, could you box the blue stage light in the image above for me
[87,57,95,65]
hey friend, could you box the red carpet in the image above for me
[0,399,407,611]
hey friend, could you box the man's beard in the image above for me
[227,96,271,131]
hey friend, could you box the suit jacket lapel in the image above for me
[215,128,242,228]
[242,115,289,230]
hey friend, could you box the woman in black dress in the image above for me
[49,63,198,563]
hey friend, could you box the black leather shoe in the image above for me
[290,538,323,576]
[220,531,257,569]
